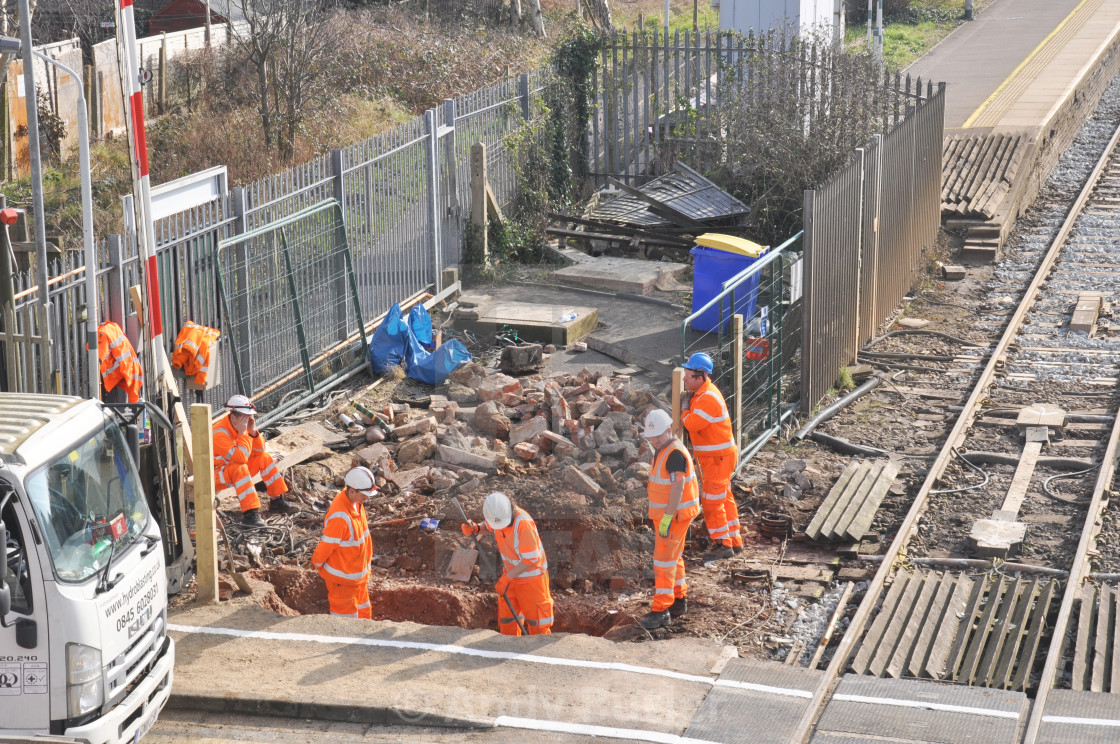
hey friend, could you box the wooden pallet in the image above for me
[850,570,1055,691]
[805,460,900,542]
[941,132,1027,219]
[1069,583,1120,692]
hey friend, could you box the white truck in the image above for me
[0,393,177,743]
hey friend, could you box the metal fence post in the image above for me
[441,99,460,265]
[330,148,349,340]
[519,72,531,120]
[229,187,253,394]
[424,109,443,292]
[800,188,815,414]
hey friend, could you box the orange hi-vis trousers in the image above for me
[652,518,690,613]
[326,579,372,619]
[216,447,288,512]
[697,453,742,548]
[498,574,554,636]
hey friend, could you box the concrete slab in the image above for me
[816,675,1028,744]
[550,256,689,296]
[459,282,687,381]
[168,602,726,735]
[455,302,599,346]
[1039,689,1120,744]
[969,518,1027,557]
[684,658,823,744]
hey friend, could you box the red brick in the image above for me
[513,442,539,461]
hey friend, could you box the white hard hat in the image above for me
[226,394,257,416]
[643,409,673,438]
[483,492,513,530]
[344,466,378,496]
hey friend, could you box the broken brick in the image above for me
[513,442,539,461]
[563,465,604,498]
[390,416,435,439]
[511,416,549,446]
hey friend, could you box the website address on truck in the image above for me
[102,563,160,620]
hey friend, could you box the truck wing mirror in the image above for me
[0,519,9,618]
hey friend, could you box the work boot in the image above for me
[242,508,264,527]
[702,544,735,562]
[269,496,297,515]
[668,598,688,617]
[639,610,671,630]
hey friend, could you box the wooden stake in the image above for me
[470,142,489,262]
[192,403,219,604]
[672,367,684,438]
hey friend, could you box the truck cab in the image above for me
[0,393,173,743]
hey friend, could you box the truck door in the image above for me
[1,491,51,729]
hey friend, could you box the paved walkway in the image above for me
[906,0,1120,131]
[168,602,735,741]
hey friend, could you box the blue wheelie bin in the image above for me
[689,233,768,333]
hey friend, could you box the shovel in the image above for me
[215,513,253,594]
[444,497,480,582]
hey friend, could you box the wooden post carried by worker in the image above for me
[672,367,684,438]
[733,313,744,452]
[192,403,219,604]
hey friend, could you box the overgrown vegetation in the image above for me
[716,32,897,246]
[474,21,608,266]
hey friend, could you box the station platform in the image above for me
[905,0,1120,260]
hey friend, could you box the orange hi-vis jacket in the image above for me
[681,378,734,455]
[171,321,220,385]
[96,321,143,403]
[312,490,373,585]
[482,507,548,583]
[647,437,701,522]
[212,414,254,473]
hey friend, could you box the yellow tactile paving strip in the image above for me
[964,0,1115,129]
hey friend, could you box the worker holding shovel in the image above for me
[462,492,553,636]
[312,467,376,618]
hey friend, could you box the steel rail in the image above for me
[787,111,1120,744]
[1020,120,1120,744]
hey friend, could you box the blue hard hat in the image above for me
[683,352,714,375]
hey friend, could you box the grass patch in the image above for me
[845,0,999,71]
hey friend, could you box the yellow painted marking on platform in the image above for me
[962,0,1092,129]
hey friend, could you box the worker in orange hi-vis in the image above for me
[639,409,701,630]
[680,352,742,562]
[462,492,554,636]
[312,467,376,619]
[212,395,296,526]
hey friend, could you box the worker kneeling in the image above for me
[312,467,376,618]
[463,492,553,636]
[213,395,296,526]
[640,409,701,630]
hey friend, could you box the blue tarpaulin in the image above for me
[368,302,471,385]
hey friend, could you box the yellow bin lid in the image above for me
[695,233,768,257]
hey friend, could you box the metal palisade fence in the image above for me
[801,79,945,413]
[590,29,932,188]
[1,70,546,420]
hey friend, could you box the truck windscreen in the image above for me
[23,422,152,582]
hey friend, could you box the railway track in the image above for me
[789,86,1120,743]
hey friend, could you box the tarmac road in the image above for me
[149,709,610,744]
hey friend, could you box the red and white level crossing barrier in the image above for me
[115,0,165,387]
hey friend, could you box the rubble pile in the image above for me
[346,361,666,506]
